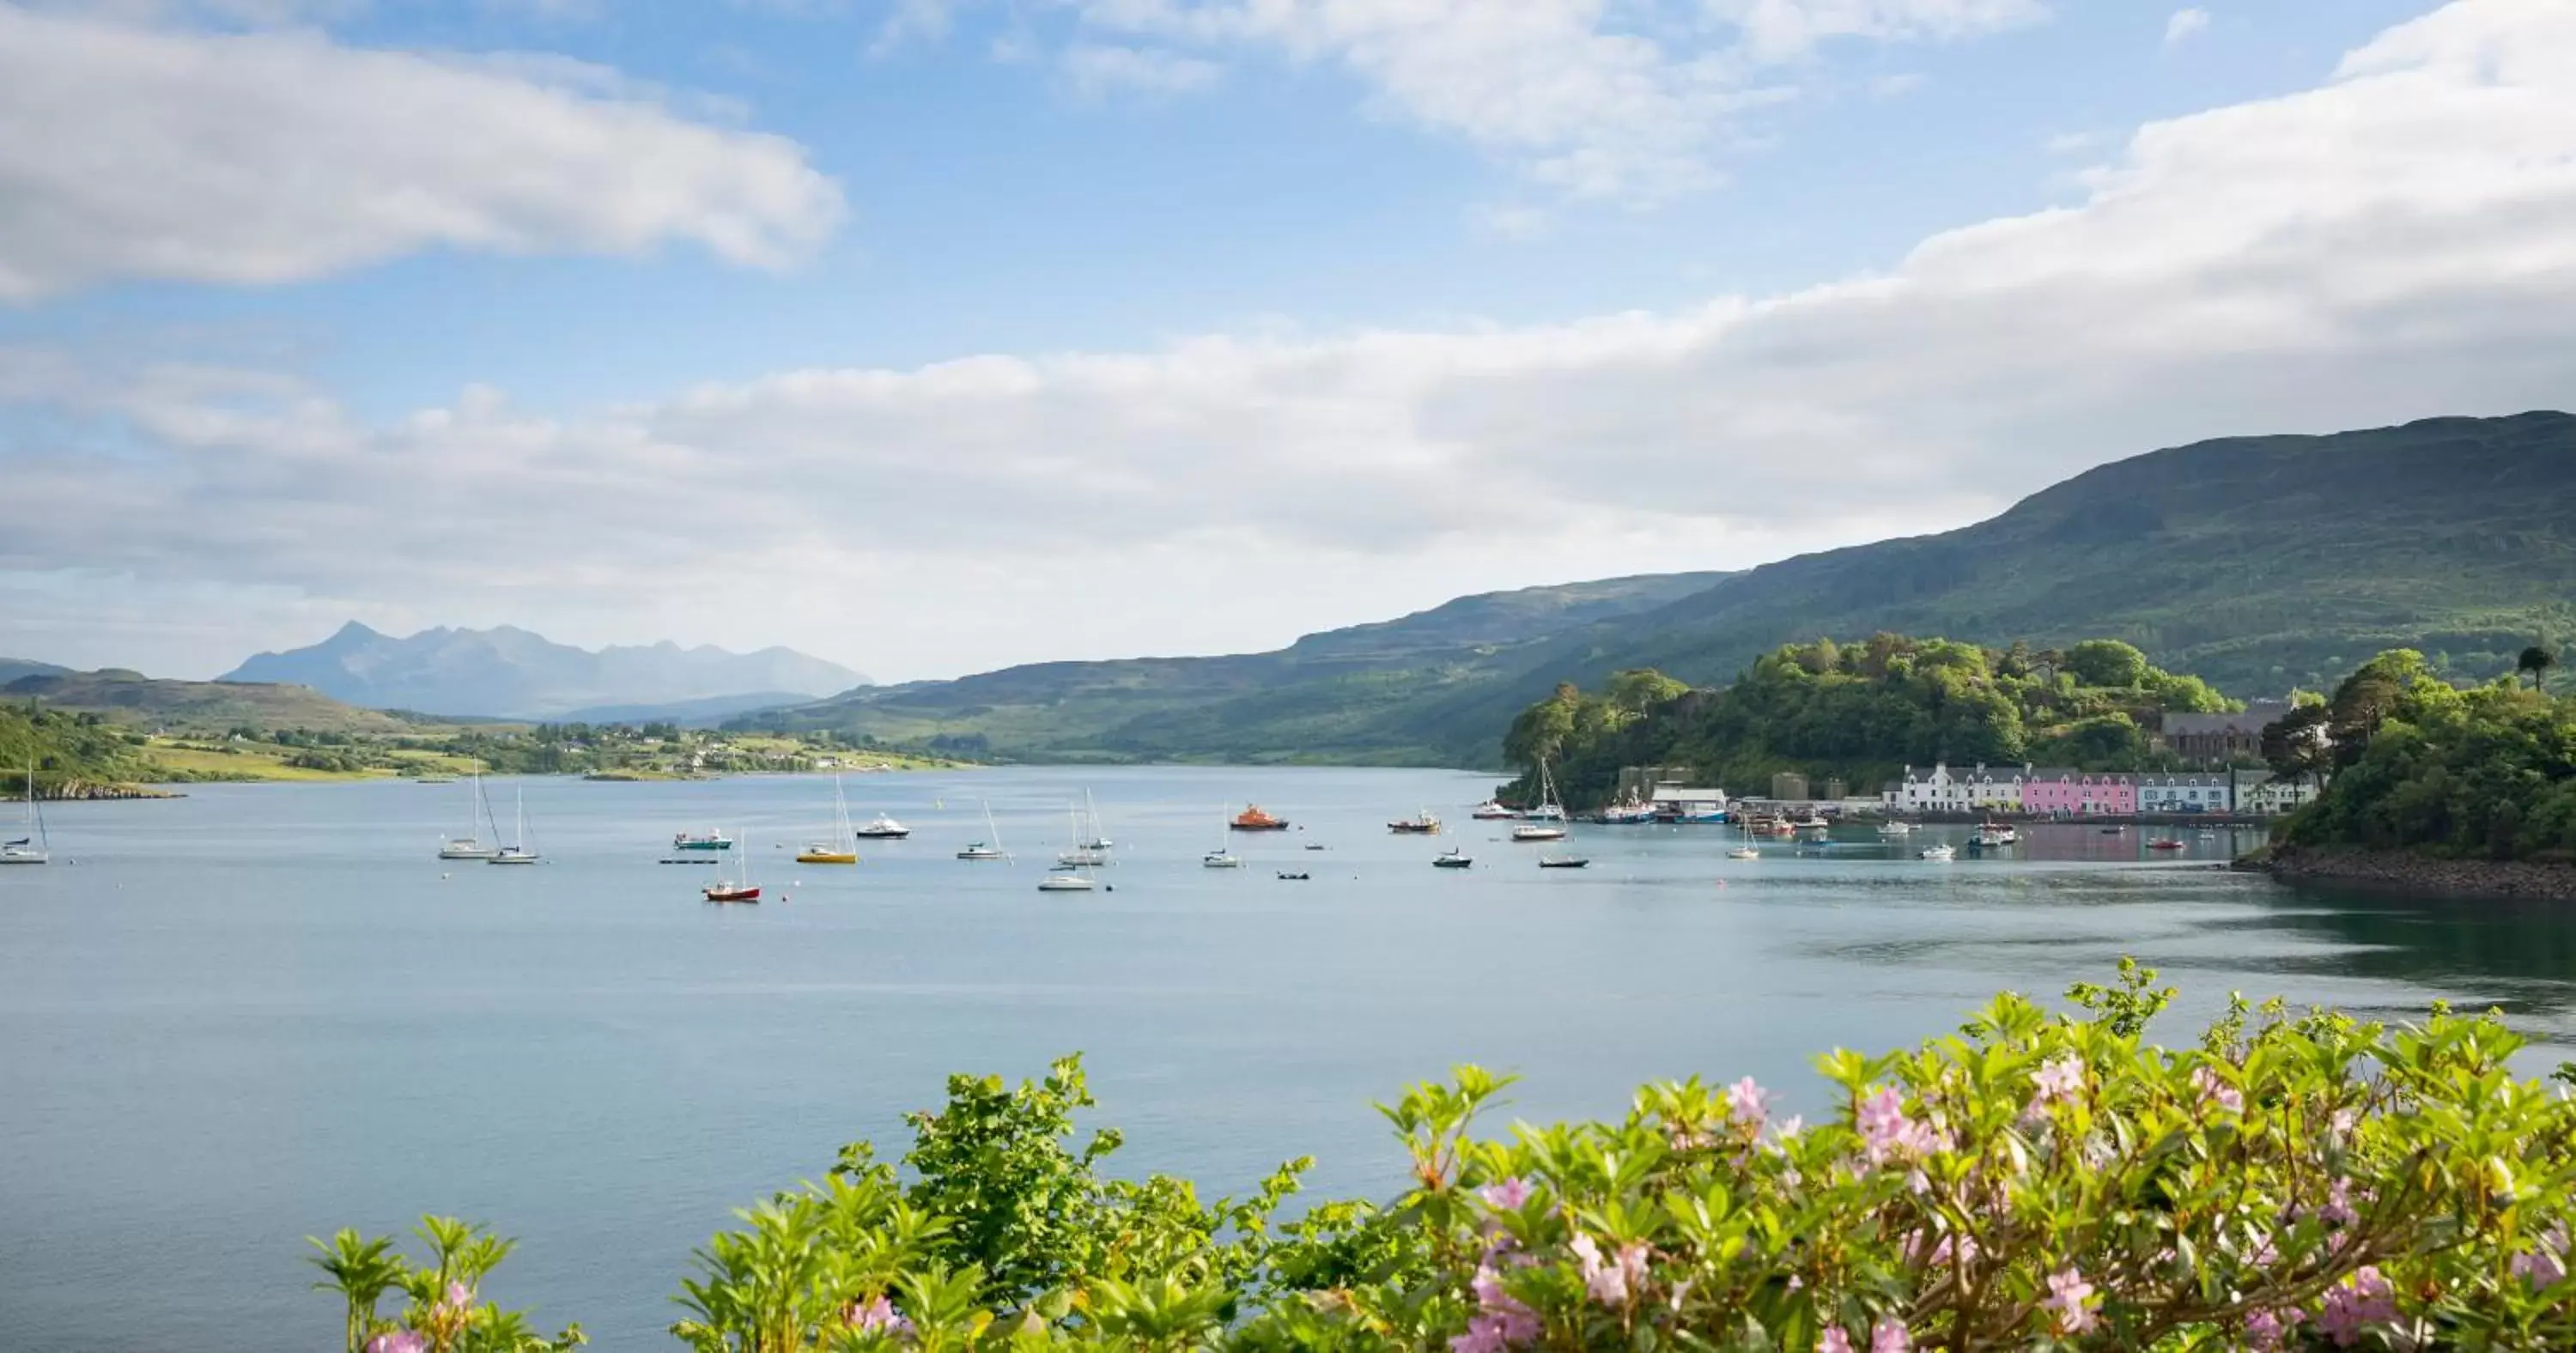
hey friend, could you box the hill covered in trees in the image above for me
[0,706,156,794]
[1502,637,2238,810]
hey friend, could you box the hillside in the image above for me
[222,622,869,719]
[1396,411,2576,765]
[0,658,70,685]
[741,573,1731,763]
[6,669,422,735]
[0,705,156,793]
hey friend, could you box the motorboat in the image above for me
[854,814,911,840]
[1276,871,1310,881]
[672,829,733,852]
[1387,810,1442,834]
[1469,799,1516,820]
[1231,804,1291,831]
[703,881,761,902]
[1971,822,2019,848]
[1727,846,1759,860]
[2148,838,2188,852]
[1203,849,1244,869]
[1510,822,1569,842]
[1875,821,1915,837]
[1919,844,1957,861]
[1036,873,1097,892]
[1433,848,1473,869]
[1537,854,1590,869]
[1791,814,1832,831]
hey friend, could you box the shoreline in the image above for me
[2254,844,2576,901]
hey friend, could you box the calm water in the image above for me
[8,767,2576,1350]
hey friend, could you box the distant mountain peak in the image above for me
[220,623,869,719]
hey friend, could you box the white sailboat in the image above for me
[1080,788,1114,850]
[1055,801,1109,867]
[1203,803,1244,868]
[1510,759,1571,842]
[957,798,1008,861]
[438,771,501,860]
[2,757,49,865]
[798,775,860,864]
[1038,807,1097,891]
[489,788,540,865]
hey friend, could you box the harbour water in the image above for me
[7,766,2576,1350]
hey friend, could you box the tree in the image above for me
[2259,703,2335,792]
[1602,669,1688,718]
[2521,644,2560,691]
[2327,648,2438,761]
[2064,639,2150,689]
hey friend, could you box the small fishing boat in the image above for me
[1036,872,1097,892]
[1276,871,1310,881]
[1537,854,1590,869]
[1876,820,1915,837]
[1433,847,1473,869]
[2,756,49,865]
[1387,810,1442,834]
[704,835,759,901]
[1919,844,1957,861]
[672,829,733,852]
[1469,799,1516,820]
[489,789,541,865]
[1972,822,2019,848]
[1727,846,1759,861]
[797,774,860,865]
[1599,801,1657,825]
[957,798,1009,860]
[1230,804,1291,831]
[854,813,910,840]
[2148,838,2188,852]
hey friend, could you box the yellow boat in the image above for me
[797,774,862,865]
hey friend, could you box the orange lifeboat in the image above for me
[1230,804,1291,831]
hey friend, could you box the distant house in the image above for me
[2161,699,2296,766]
[2233,769,2323,816]
[1893,762,2026,813]
[2136,772,2236,813]
[2021,769,2137,817]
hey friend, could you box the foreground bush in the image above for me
[317,963,2576,1350]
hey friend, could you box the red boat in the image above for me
[704,883,762,902]
[1230,804,1291,831]
[2146,839,2187,852]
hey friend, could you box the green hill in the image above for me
[4,670,422,735]
[750,412,2576,768]
[738,573,1730,763]
[0,706,156,794]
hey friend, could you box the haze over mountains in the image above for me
[746,412,2576,767]
[220,623,868,720]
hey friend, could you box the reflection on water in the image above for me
[3,771,2574,1351]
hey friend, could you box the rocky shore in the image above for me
[13,781,181,801]
[2255,844,2576,901]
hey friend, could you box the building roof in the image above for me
[2164,699,2297,739]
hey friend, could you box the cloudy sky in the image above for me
[2,0,2568,682]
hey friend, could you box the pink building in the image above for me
[2020,769,2136,817]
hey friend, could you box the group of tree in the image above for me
[2272,645,2576,861]
[1500,635,2237,810]
[0,705,155,793]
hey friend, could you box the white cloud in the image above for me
[5,0,2574,681]
[1063,0,2044,203]
[1060,42,1224,97]
[0,5,846,301]
[2164,7,2209,46]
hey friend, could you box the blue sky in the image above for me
[0,0,2566,680]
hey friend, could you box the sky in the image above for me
[1,0,2569,683]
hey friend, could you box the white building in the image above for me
[1892,763,2025,814]
[1649,784,1728,821]
[2234,770,2323,816]
[2136,772,2234,814]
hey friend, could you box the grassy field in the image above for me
[141,739,389,782]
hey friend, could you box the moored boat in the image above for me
[1230,804,1290,831]
[1727,846,1760,860]
[797,774,862,864]
[1432,847,1473,869]
[957,798,1009,860]
[1972,822,2019,847]
[1876,820,1916,837]
[1510,822,1569,842]
[437,772,501,860]
[673,829,733,852]
[1469,799,1516,820]
[1388,810,1442,834]
[1537,854,1590,869]
[3,757,49,865]
[1036,872,1097,892]
[703,882,761,902]
[854,813,910,840]
[1599,802,1657,825]
[1920,844,1957,861]
[489,788,541,865]
[2148,837,2188,852]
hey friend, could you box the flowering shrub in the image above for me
[321,964,2576,1350]
[307,1216,584,1352]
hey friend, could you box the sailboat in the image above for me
[1080,788,1113,850]
[1055,801,1109,868]
[488,788,540,865]
[1038,807,1097,891]
[797,775,860,865]
[704,828,760,901]
[2,757,49,865]
[1203,803,1244,868]
[1510,760,1571,842]
[957,798,1009,860]
[438,771,501,860]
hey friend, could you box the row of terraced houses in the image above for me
[1884,763,2319,816]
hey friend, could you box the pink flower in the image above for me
[1570,1234,1648,1307]
[436,1281,473,1314]
[2040,1267,2098,1335]
[2512,1226,2569,1289]
[1857,1087,1940,1164]
[2318,1178,2357,1228]
[2032,1054,2084,1103]
[1816,1330,1854,1353]
[366,1334,427,1353]
[2244,1307,2304,1350]
[1467,1265,1540,1344]
[1870,1319,1912,1352]
[1727,1076,1771,1125]
[2318,1266,2396,1346]
[1479,1176,1533,1210]
[2190,1065,2245,1114]
[851,1294,913,1336]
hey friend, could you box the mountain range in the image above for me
[220,622,868,720]
[744,411,2576,768]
